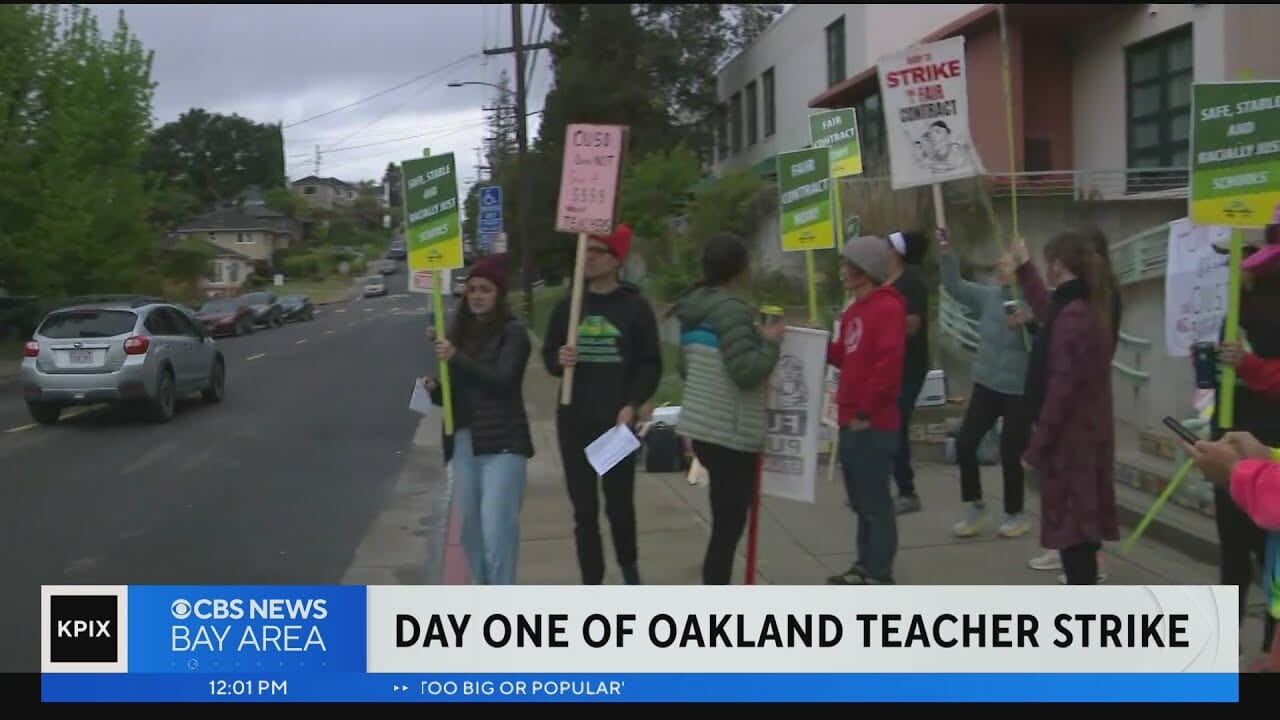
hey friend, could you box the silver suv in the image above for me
[20,295,227,424]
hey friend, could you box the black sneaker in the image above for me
[621,565,642,585]
[826,563,870,585]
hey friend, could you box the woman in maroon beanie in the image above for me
[421,254,533,585]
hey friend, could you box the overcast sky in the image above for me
[92,4,554,191]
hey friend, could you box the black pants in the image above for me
[557,412,637,585]
[692,441,758,585]
[1061,541,1102,585]
[956,383,1031,514]
[893,375,925,498]
[1214,487,1277,652]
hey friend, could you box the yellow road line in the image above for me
[3,423,36,434]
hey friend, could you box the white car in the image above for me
[363,275,387,297]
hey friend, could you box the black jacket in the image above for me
[430,319,534,461]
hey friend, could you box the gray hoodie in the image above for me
[939,251,1031,396]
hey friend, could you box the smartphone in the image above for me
[1162,416,1200,445]
[1003,301,1019,316]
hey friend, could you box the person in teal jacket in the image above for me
[937,228,1036,540]
[674,233,784,584]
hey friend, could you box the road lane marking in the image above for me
[364,307,374,312]
[247,353,267,361]
[121,441,177,475]
[3,404,101,433]
[348,322,357,327]
[335,308,347,314]
[296,339,308,345]
[4,423,36,434]
[325,330,336,335]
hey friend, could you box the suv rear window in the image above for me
[38,309,138,339]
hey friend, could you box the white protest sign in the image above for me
[877,36,984,190]
[1164,218,1231,357]
[762,326,830,503]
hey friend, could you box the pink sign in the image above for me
[555,123,628,236]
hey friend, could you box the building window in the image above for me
[826,16,846,87]
[745,81,758,146]
[236,232,252,244]
[208,261,223,284]
[716,103,729,161]
[1125,25,1193,182]
[855,92,886,170]
[762,68,776,138]
[227,262,240,284]
[303,186,317,195]
[730,91,743,154]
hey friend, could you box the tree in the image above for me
[0,4,157,297]
[142,108,286,210]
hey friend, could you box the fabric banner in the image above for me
[762,326,830,503]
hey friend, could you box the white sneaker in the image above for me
[1028,549,1062,571]
[952,502,988,538]
[997,513,1031,538]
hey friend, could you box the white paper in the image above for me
[409,381,432,415]
[1163,218,1231,357]
[584,424,641,477]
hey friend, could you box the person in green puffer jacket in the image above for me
[673,233,784,584]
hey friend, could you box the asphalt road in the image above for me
[0,271,450,672]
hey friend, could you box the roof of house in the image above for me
[158,234,255,262]
[290,175,354,189]
[173,207,300,237]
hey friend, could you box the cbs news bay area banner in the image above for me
[42,585,1240,703]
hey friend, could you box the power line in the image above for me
[280,51,481,130]
[284,117,494,159]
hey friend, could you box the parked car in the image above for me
[374,259,398,275]
[387,240,407,261]
[240,291,284,328]
[279,294,315,322]
[194,298,255,337]
[20,296,226,424]
[363,275,387,298]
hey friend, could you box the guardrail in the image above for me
[980,168,1189,202]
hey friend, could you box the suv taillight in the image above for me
[23,341,39,358]
[123,335,150,355]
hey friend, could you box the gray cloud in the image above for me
[92,3,554,185]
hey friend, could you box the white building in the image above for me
[711,4,981,274]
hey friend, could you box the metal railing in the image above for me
[1110,221,1171,286]
[979,168,1189,202]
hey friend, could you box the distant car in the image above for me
[194,298,255,337]
[20,296,226,424]
[374,259,398,275]
[239,291,284,328]
[387,240,407,261]
[452,272,468,296]
[279,294,315,322]
[363,275,387,298]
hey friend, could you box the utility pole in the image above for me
[484,3,552,320]
[314,145,321,176]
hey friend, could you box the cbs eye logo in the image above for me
[171,599,193,620]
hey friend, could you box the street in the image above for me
[0,272,445,672]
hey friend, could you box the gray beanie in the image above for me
[841,235,891,284]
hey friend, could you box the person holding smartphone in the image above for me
[936,228,1035,540]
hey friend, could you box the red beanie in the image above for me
[590,223,632,263]
[467,254,508,294]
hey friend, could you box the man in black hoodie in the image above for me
[543,223,663,585]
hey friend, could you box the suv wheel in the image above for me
[27,402,61,425]
[149,369,176,423]
[202,358,225,403]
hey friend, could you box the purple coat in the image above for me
[1017,262,1120,550]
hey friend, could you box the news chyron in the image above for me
[42,585,366,681]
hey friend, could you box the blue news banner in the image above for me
[40,586,1240,703]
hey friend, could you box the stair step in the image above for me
[1111,450,1219,566]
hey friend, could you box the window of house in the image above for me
[236,232,251,244]
[715,102,729,161]
[227,262,240,284]
[762,68,777,138]
[1025,137,1052,172]
[854,92,886,168]
[304,186,317,195]
[826,16,846,87]
[730,91,743,154]
[207,261,223,284]
[1125,25,1193,178]
[745,81,758,146]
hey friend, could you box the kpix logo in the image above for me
[50,594,118,663]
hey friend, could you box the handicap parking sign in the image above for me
[478,186,503,235]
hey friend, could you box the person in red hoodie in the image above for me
[826,234,907,586]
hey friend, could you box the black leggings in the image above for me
[692,441,758,585]
[1214,487,1277,652]
[956,383,1031,514]
[557,413,637,585]
[1060,541,1102,585]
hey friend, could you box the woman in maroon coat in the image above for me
[1013,230,1120,585]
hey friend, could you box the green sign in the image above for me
[401,153,463,271]
[1190,81,1280,228]
[777,147,834,253]
[808,108,863,178]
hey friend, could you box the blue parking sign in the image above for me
[478,186,503,235]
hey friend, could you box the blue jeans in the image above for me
[452,428,528,585]
[838,427,899,582]
[894,377,924,497]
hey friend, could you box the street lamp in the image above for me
[448,78,533,317]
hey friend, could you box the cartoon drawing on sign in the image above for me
[769,355,809,410]
[911,120,968,174]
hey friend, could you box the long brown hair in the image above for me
[448,280,512,357]
[1044,228,1115,338]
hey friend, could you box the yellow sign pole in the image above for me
[422,147,454,436]
[996,4,1032,352]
